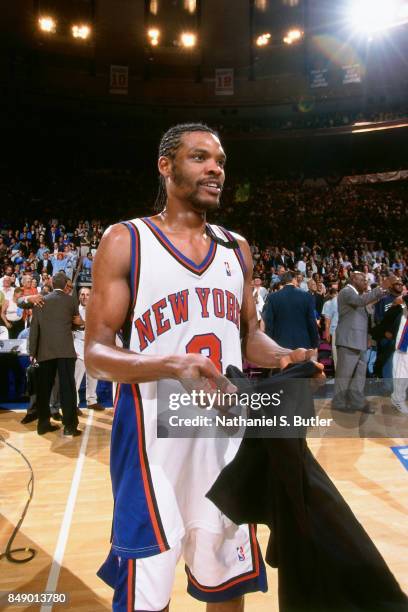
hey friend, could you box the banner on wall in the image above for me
[215,69,234,95]
[110,65,129,95]
[310,68,329,88]
[342,63,361,85]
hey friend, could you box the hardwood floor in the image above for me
[0,405,407,611]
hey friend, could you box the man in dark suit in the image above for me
[37,251,53,276]
[274,249,294,271]
[46,223,61,247]
[29,272,81,436]
[262,271,319,350]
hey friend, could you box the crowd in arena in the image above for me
[1,177,407,313]
[0,173,407,416]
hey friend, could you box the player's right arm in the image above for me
[85,223,229,386]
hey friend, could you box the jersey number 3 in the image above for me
[186,333,222,371]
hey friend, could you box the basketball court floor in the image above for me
[0,398,407,611]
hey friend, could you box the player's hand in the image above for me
[173,353,237,409]
[279,348,325,381]
[285,348,318,365]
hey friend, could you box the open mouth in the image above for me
[199,182,222,195]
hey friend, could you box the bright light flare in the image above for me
[256,32,271,46]
[72,24,91,39]
[148,28,160,46]
[38,16,56,33]
[283,28,303,44]
[347,0,406,34]
[180,32,197,47]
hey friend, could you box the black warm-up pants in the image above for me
[36,358,77,430]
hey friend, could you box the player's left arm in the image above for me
[237,236,321,369]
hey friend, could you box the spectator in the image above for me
[373,278,405,382]
[74,287,104,411]
[1,287,25,339]
[322,287,339,368]
[37,251,53,275]
[51,252,68,274]
[378,296,408,414]
[81,251,94,275]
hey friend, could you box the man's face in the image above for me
[391,280,404,296]
[79,288,90,306]
[160,131,226,213]
[3,276,11,289]
[64,281,73,295]
[352,273,367,293]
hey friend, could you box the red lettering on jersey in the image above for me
[235,300,241,329]
[225,290,236,323]
[213,288,225,319]
[195,288,211,318]
[152,298,171,336]
[135,310,155,351]
[168,290,189,325]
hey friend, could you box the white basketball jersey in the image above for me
[110,217,247,561]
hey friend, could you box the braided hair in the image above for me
[154,123,219,211]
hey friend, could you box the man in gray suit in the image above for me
[29,272,81,436]
[332,272,392,413]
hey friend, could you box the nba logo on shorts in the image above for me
[224,262,231,276]
[236,546,246,562]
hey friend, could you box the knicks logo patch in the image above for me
[237,546,246,562]
[224,262,231,276]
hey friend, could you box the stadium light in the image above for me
[147,28,160,46]
[283,28,303,44]
[347,0,408,35]
[184,0,196,13]
[256,32,271,46]
[38,16,57,34]
[72,24,91,40]
[180,32,197,47]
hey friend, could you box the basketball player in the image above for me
[85,124,321,612]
